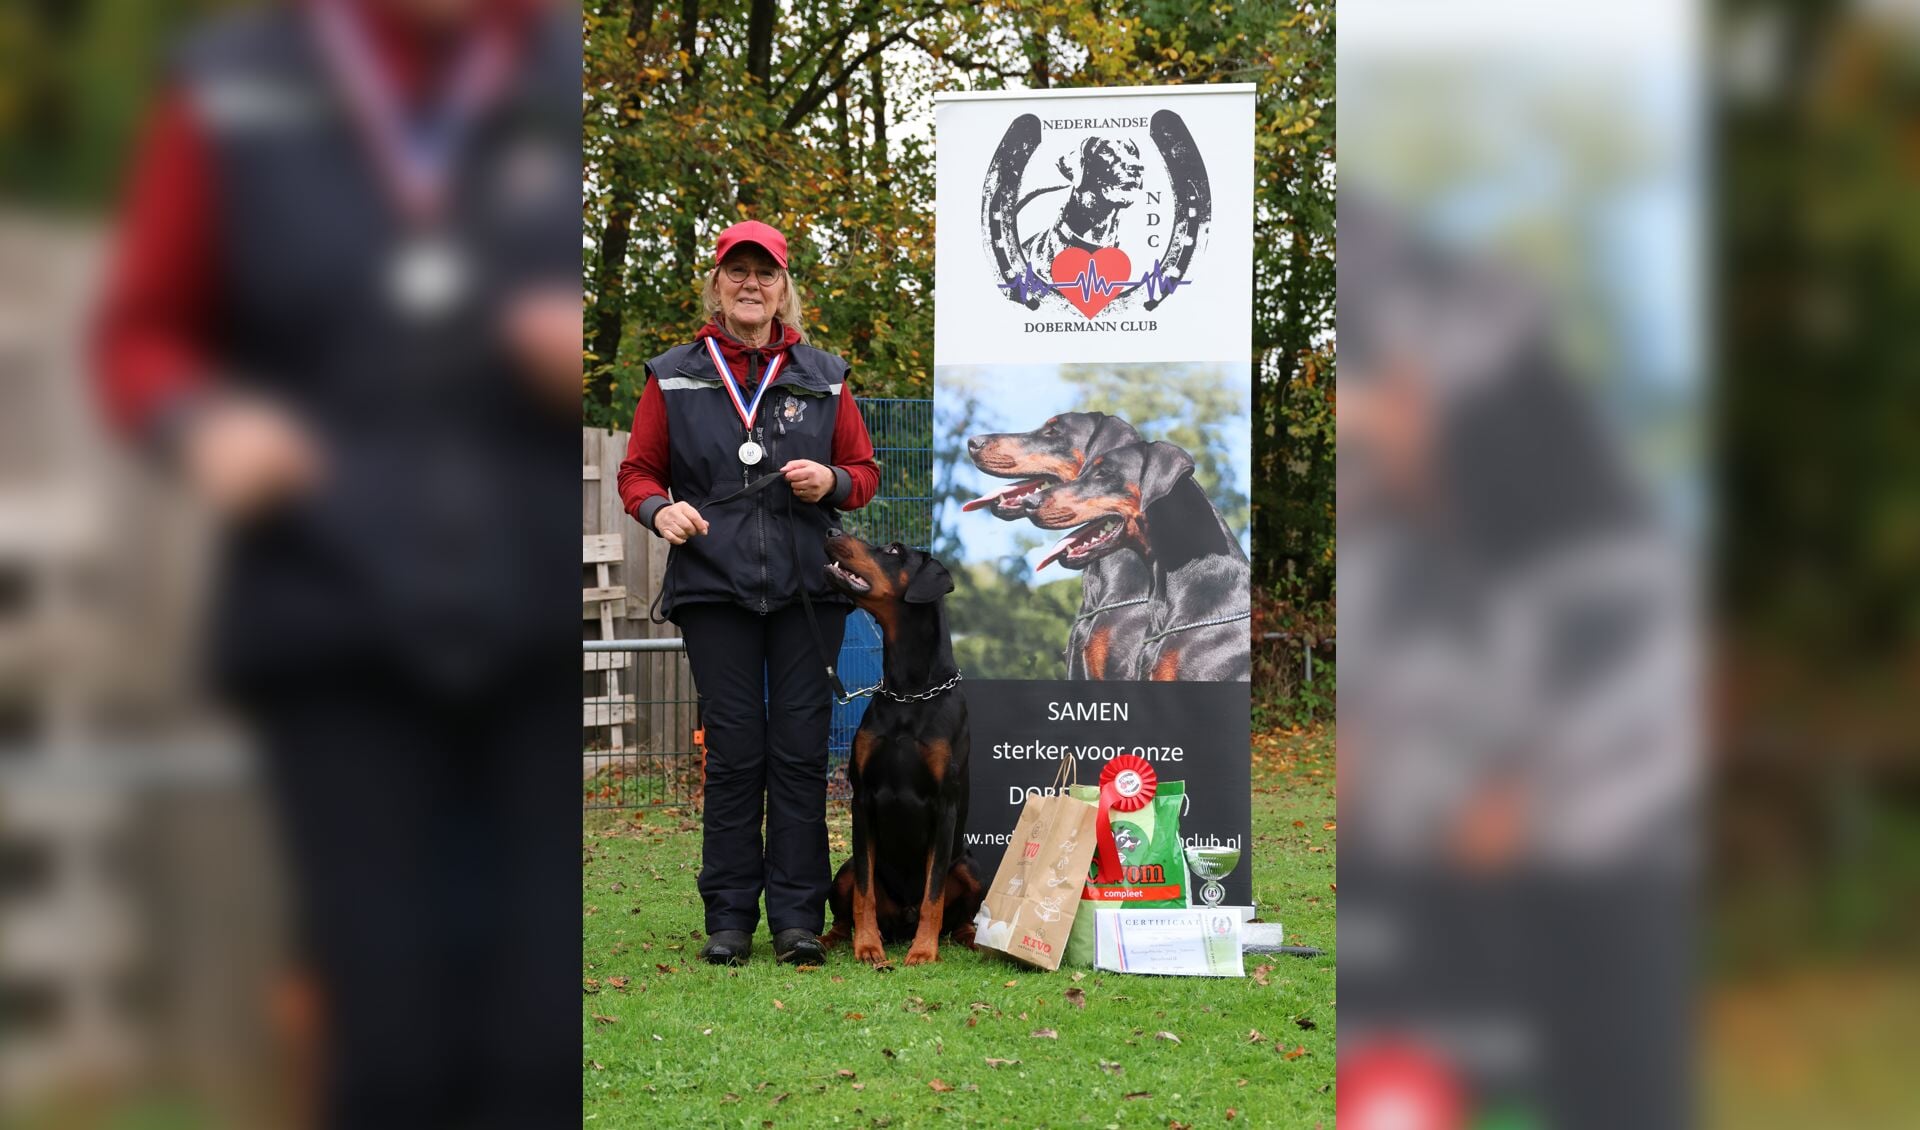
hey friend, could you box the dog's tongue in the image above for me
[1036,529,1083,572]
[962,478,1042,512]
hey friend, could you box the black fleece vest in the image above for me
[175,7,581,690]
[647,340,850,618]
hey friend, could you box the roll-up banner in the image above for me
[934,85,1256,906]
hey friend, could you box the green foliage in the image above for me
[0,0,248,210]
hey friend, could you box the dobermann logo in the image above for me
[981,111,1213,318]
[780,396,807,426]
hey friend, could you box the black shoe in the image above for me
[701,929,752,966]
[773,928,825,966]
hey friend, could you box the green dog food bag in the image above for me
[1063,757,1188,965]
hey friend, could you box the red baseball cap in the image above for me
[713,220,789,269]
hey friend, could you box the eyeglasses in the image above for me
[722,263,785,286]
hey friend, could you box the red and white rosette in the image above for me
[1092,755,1157,882]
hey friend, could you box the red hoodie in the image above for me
[93,0,543,437]
[616,321,881,527]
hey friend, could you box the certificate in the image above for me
[1093,909,1245,977]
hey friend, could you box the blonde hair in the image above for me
[702,267,809,344]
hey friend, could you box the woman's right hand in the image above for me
[654,501,709,545]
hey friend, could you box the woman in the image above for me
[618,220,880,966]
[93,0,580,1124]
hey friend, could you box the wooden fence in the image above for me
[581,428,699,786]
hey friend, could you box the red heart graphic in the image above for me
[1050,247,1132,319]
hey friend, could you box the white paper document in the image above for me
[1092,909,1245,977]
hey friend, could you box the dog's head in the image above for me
[824,533,955,612]
[964,412,1141,520]
[1031,441,1195,570]
[1069,138,1145,209]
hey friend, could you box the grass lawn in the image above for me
[582,726,1336,1129]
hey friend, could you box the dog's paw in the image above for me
[854,938,888,966]
[903,945,940,966]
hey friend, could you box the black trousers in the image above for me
[241,658,575,1130]
[677,601,848,936]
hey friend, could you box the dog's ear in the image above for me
[1139,441,1197,506]
[1086,413,1141,457]
[904,553,955,604]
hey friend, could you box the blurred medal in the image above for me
[311,0,509,321]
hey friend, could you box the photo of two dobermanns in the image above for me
[966,411,1251,682]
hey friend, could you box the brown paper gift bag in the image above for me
[969,757,1099,970]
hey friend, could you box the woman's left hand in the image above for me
[781,459,836,504]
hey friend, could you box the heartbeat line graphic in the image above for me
[997,259,1190,305]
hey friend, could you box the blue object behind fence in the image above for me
[826,397,933,795]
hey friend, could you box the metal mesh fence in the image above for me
[583,398,934,811]
[828,398,934,800]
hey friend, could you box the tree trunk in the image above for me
[866,54,889,183]
[746,0,777,87]
[679,0,701,87]
[588,193,636,415]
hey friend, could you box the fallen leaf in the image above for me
[769,1093,789,1105]
[1226,1110,1238,1121]
[1071,970,1087,982]
[608,976,630,990]
[837,1069,856,1079]
[928,1079,954,1093]
[1247,1029,1265,1044]
[721,1093,740,1103]
[702,1027,712,1035]
[1004,980,1018,988]
[655,963,676,974]
[591,1014,618,1025]
[1098,1060,1123,1076]
[1252,964,1273,987]
[582,979,600,994]
[1124,1091,1152,1100]
[1323,821,1337,831]
[650,1033,663,1042]
[969,1001,992,1013]
[1031,1028,1058,1039]
[1236,1078,1248,1087]
[882,1048,897,1059]
[985,1057,1020,1068]
[844,1012,865,1020]
[772,1000,786,1011]
[1295,1016,1317,1031]
[1170,1122,1193,1130]
[1285,1045,1308,1060]
[1154,1031,1181,1045]
[965,1016,978,1028]
[1292,820,1305,828]
[1064,988,1087,1010]
[850,1082,865,1091]
[831,976,845,983]
[590,1061,604,1071]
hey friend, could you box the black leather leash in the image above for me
[648,471,848,700]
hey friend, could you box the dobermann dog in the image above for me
[819,534,985,965]
[965,412,1154,680]
[1030,440,1251,681]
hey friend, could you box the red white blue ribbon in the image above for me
[705,336,785,435]
[310,0,513,222]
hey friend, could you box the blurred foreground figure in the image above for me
[93,0,580,1125]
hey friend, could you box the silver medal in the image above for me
[390,235,468,319]
[738,440,764,465]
